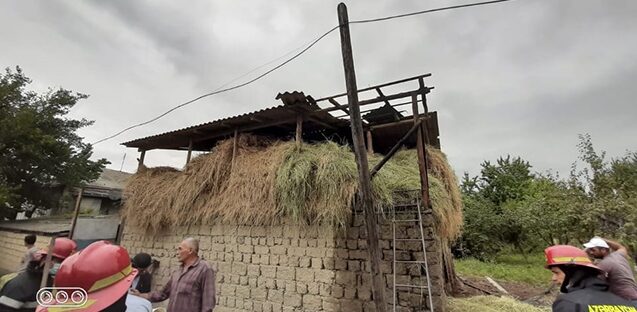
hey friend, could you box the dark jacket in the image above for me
[134,271,152,293]
[553,275,637,312]
[0,270,41,312]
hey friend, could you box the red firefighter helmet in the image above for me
[36,240,138,312]
[34,237,77,261]
[545,245,601,271]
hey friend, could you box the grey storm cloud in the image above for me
[0,0,635,177]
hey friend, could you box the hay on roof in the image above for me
[122,134,463,241]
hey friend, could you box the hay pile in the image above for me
[123,135,463,240]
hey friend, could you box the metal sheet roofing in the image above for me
[122,92,351,151]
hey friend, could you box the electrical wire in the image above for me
[349,0,514,24]
[92,0,516,145]
[92,26,339,145]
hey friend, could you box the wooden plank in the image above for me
[334,89,425,111]
[486,277,509,294]
[328,98,350,115]
[296,114,303,149]
[369,120,422,177]
[186,138,193,164]
[315,73,432,101]
[375,87,392,107]
[68,188,83,239]
[337,3,387,312]
[368,113,430,130]
[366,130,374,154]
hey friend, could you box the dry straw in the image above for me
[122,134,463,241]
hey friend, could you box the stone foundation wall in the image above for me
[0,231,50,273]
[121,209,444,312]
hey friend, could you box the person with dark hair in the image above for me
[545,245,637,312]
[131,253,153,293]
[19,235,38,272]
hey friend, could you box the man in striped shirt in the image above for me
[132,238,216,312]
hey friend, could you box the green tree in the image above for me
[457,156,535,259]
[0,66,108,219]
[574,134,637,247]
[479,156,534,207]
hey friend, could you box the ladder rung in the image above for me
[392,219,420,222]
[395,260,426,264]
[395,238,423,241]
[395,284,428,289]
[393,204,418,208]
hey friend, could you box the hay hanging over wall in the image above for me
[122,135,463,241]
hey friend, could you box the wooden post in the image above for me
[68,188,83,239]
[370,120,423,177]
[296,114,303,149]
[115,218,126,245]
[137,149,146,171]
[412,94,432,209]
[232,129,238,168]
[40,236,55,288]
[186,138,193,164]
[366,130,374,154]
[337,3,387,311]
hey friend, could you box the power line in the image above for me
[93,0,515,145]
[350,0,514,24]
[92,26,339,145]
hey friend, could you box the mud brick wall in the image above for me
[0,231,50,273]
[121,210,444,312]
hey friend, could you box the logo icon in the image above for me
[37,288,87,308]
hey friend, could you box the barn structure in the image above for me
[119,74,462,312]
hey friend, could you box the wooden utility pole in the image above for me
[68,188,84,239]
[337,3,387,311]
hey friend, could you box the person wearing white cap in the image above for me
[584,236,637,301]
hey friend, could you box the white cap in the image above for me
[583,237,610,250]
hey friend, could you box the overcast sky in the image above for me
[1,0,635,178]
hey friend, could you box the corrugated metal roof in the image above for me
[122,92,351,151]
[0,215,121,237]
[0,217,71,236]
[122,104,288,148]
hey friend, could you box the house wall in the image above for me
[121,210,444,312]
[0,231,50,273]
[79,197,102,215]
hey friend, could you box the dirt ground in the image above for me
[455,276,557,307]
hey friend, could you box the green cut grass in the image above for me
[454,253,552,287]
[448,296,550,312]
